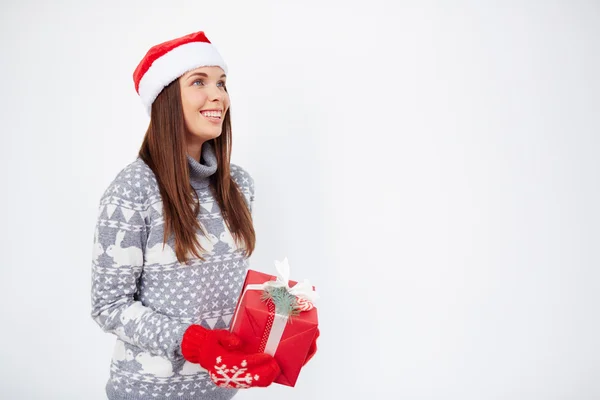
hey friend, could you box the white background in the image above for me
[1,0,599,399]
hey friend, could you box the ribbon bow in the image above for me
[263,257,320,310]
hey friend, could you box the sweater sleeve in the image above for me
[90,169,190,361]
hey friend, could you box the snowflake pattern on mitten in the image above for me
[210,356,260,388]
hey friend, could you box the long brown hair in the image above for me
[138,79,255,264]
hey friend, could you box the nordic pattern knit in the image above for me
[90,141,254,400]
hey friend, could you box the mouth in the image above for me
[199,109,223,123]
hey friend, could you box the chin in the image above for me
[190,128,222,140]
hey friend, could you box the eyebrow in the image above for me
[185,72,227,80]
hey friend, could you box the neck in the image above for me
[187,140,218,189]
[187,140,203,162]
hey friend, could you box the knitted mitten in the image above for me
[181,324,281,389]
[303,327,320,366]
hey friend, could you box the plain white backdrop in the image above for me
[1,0,599,399]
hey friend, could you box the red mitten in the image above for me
[181,324,281,388]
[303,327,320,366]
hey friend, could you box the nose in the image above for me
[207,83,224,102]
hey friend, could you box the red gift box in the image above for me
[229,269,319,387]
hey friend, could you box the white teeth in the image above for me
[201,111,221,118]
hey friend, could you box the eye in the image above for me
[192,79,227,88]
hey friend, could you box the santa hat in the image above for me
[133,31,228,116]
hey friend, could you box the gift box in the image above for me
[229,258,319,387]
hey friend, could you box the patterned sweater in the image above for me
[90,141,254,400]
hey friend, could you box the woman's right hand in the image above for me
[181,324,281,388]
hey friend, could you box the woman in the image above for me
[90,31,281,400]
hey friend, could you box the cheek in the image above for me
[183,91,209,114]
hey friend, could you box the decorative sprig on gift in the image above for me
[260,286,302,319]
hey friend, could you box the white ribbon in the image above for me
[229,257,319,356]
[263,257,320,304]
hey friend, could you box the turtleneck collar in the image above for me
[187,140,218,189]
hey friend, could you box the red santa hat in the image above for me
[133,31,228,116]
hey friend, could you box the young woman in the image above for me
[90,31,282,400]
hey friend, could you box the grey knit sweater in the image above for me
[90,141,254,400]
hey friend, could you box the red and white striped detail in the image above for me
[295,297,314,312]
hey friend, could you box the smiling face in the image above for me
[179,66,230,147]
